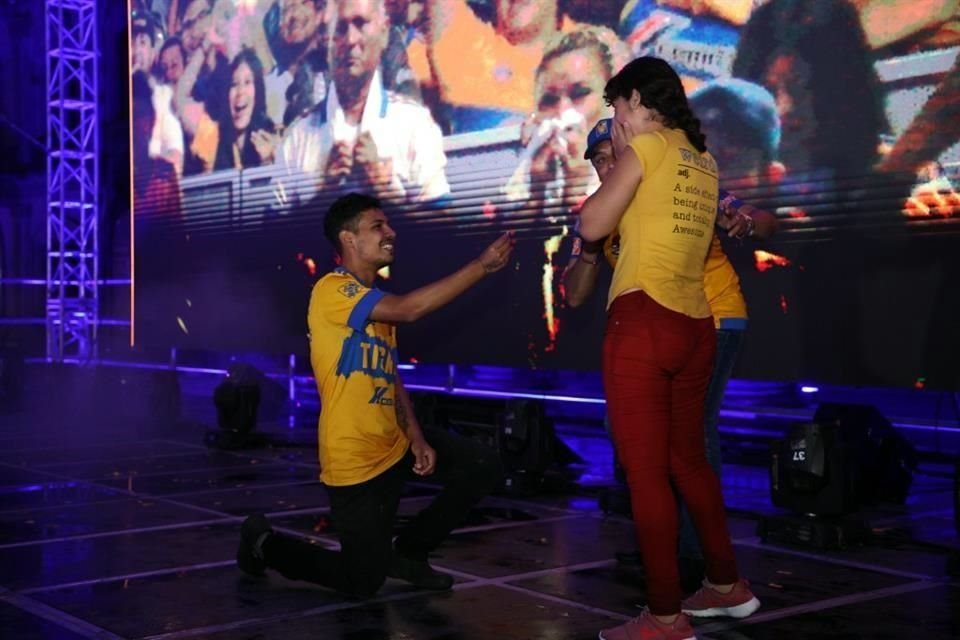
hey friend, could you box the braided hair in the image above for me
[603,57,707,153]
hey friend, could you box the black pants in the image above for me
[261,426,502,597]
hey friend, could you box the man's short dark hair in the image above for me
[131,11,159,46]
[324,192,382,252]
[159,35,187,60]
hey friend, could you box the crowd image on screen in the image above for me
[129,0,960,370]
[130,0,960,215]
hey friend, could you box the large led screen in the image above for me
[130,0,960,388]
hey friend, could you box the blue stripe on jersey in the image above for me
[347,289,385,332]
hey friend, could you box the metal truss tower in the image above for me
[46,0,99,361]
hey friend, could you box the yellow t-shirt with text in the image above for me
[308,268,408,486]
[605,232,747,328]
[609,128,718,318]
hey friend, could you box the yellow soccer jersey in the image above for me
[307,268,408,486]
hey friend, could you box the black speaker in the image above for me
[207,364,268,450]
[770,422,861,517]
[412,393,579,492]
[499,400,555,474]
[213,378,260,434]
[770,403,917,518]
[812,402,916,504]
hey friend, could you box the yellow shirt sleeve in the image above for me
[310,272,386,333]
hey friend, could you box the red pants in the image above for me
[603,291,739,615]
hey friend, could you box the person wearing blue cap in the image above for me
[567,118,616,257]
[564,117,617,301]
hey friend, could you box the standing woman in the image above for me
[578,57,760,640]
[214,47,278,171]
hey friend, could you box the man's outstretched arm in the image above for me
[369,232,515,324]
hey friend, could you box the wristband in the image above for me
[718,190,745,215]
[731,212,755,239]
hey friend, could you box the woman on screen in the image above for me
[504,26,627,205]
[578,57,760,639]
[213,48,279,170]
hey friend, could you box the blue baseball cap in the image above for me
[584,118,613,160]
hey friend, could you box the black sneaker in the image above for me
[387,552,454,590]
[237,514,272,577]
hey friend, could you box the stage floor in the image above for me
[0,417,957,640]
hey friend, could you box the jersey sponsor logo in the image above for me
[338,281,363,298]
[335,332,397,382]
[368,385,394,406]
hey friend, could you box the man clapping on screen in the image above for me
[279,0,450,205]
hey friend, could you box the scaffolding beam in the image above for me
[46,0,99,361]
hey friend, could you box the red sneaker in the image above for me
[681,578,760,619]
[598,609,697,640]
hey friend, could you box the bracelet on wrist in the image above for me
[731,212,755,239]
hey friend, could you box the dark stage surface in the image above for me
[0,410,957,640]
